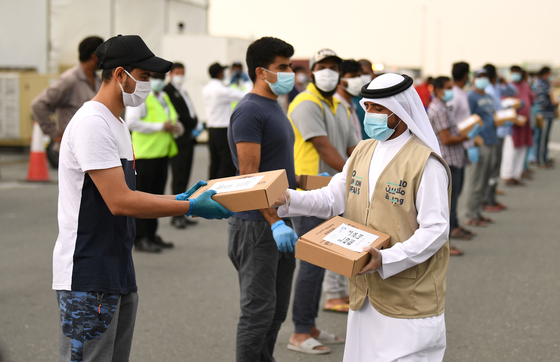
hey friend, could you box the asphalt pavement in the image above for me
[1,124,559,362]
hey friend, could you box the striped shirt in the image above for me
[427,97,467,168]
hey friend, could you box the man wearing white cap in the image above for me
[286,48,359,354]
[275,73,450,361]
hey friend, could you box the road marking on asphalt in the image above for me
[0,182,42,190]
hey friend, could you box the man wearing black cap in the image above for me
[52,35,233,362]
[202,62,246,179]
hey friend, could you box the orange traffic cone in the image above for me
[26,121,50,182]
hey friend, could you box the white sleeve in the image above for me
[218,86,246,103]
[378,156,450,279]
[124,104,164,133]
[277,163,348,219]
[72,116,123,172]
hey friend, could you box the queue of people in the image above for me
[39,33,558,362]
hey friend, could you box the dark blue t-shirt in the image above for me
[467,91,498,145]
[228,93,297,220]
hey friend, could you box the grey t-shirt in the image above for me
[289,90,359,176]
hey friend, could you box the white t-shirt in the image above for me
[52,101,137,294]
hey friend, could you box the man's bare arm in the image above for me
[88,167,190,218]
[310,136,346,172]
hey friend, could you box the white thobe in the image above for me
[500,134,527,180]
[278,130,449,362]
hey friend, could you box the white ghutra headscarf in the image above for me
[359,73,441,156]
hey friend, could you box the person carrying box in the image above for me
[274,73,451,362]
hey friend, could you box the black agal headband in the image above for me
[360,74,414,98]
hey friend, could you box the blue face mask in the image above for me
[511,73,522,83]
[263,68,295,95]
[474,77,489,91]
[442,89,454,102]
[363,112,400,141]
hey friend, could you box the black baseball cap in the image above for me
[209,62,228,78]
[95,35,172,73]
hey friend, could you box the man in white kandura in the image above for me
[274,73,451,362]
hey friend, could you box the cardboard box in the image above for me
[295,216,391,277]
[513,115,528,127]
[500,97,522,110]
[494,108,517,126]
[299,174,332,190]
[189,169,288,212]
[457,114,483,137]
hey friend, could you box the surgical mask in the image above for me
[150,78,165,92]
[296,73,308,84]
[511,73,522,83]
[313,68,339,92]
[343,77,363,97]
[119,69,151,107]
[442,89,454,102]
[363,112,400,141]
[171,75,184,87]
[474,77,489,91]
[263,68,295,95]
[360,74,373,84]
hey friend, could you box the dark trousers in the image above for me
[449,166,464,231]
[227,217,296,362]
[170,138,195,194]
[134,157,168,241]
[208,127,237,179]
[291,216,325,334]
[539,118,554,164]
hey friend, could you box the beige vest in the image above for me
[345,135,451,319]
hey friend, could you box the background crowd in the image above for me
[26,35,559,360]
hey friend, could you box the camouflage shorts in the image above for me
[57,291,119,362]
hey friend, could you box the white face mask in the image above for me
[343,77,363,97]
[150,78,165,92]
[360,74,373,85]
[171,75,184,87]
[296,73,308,84]
[119,69,151,107]
[313,68,339,92]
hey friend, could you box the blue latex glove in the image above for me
[317,172,330,177]
[186,190,234,219]
[271,220,298,253]
[467,123,481,139]
[176,180,207,201]
[191,126,204,139]
[467,147,479,163]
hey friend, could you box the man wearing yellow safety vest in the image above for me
[125,72,184,252]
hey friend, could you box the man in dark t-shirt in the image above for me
[227,37,298,362]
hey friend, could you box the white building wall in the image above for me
[0,0,48,73]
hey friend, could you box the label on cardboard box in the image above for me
[501,97,522,109]
[295,216,391,277]
[457,115,482,136]
[495,108,517,125]
[210,175,264,193]
[323,223,379,252]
